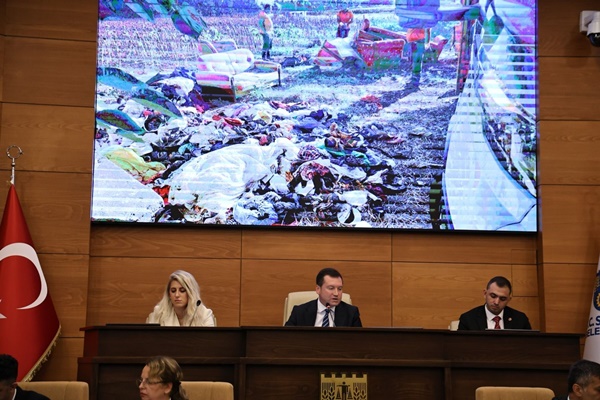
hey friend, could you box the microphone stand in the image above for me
[188,300,201,327]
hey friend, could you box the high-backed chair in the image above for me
[475,386,555,400]
[283,291,352,325]
[18,381,89,400]
[448,320,459,330]
[181,381,234,400]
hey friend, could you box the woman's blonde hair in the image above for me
[155,270,202,323]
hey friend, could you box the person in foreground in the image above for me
[138,356,188,400]
[285,267,362,327]
[458,276,531,330]
[147,270,215,327]
[0,354,49,400]
[552,359,600,400]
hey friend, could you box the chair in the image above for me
[181,381,234,400]
[283,291,352,325]
[18,381,89,400]
[195,39,281,102]
[198,39,237,54]
[448,320,459,330]
[475,386,555,400]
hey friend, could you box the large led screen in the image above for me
[92,0,537,231]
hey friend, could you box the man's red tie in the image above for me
[493,316,501,329]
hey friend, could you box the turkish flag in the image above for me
[0,184,60,381]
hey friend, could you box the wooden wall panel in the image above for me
[90,225,242,259]
[392,263,539,329]
[543,263,596,333]
[3,37,96,107]
[392,233,536,264]
[512,263,539,297]
[539,57,600,121]
[0,104,94,173]
[0,3,6,35]
[539,185,600,264]
[538,121,600,185]
[5,0,97,41]
[0,172,91,254]
[241,260,392,327]
[537,0,600,342]
[41,254,89,338]
[0,37,4,101]
[87,257,241,326]
[241,229,392,261]
[34,338,83,381]
[538,0,600,57]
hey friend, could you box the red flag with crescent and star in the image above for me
[0,184,61,381]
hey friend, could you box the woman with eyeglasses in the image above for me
[138,356,188,400]
[146,270,216,327]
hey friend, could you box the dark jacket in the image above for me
[458,305,532,330]
[285,299,362,327]
[15,386,50,400]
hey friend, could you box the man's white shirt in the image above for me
[315,301,336,327]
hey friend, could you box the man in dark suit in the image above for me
[285,268,362,327]
[552,359,600,400]
[0,354,49,400]
[458,276,531,330]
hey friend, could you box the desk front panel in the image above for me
[78,326,581,400]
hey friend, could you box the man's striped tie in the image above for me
[322,308,331,327]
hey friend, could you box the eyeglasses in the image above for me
[136,378,163,386]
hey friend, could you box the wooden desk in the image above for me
[78,326,581,400]
[78,325,242,400]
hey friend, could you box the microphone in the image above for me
[188,300,201,327]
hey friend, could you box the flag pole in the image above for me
[6,145,23,185]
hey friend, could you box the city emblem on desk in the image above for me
[320,373,367,400]
[594,272,600,311]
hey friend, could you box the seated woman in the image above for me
[137,355,188,400]
[146,270,215,326]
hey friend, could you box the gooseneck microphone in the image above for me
[188,299,202,326]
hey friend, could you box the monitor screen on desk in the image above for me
[91,0,537,232]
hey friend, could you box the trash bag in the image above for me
[166,138,299,222]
